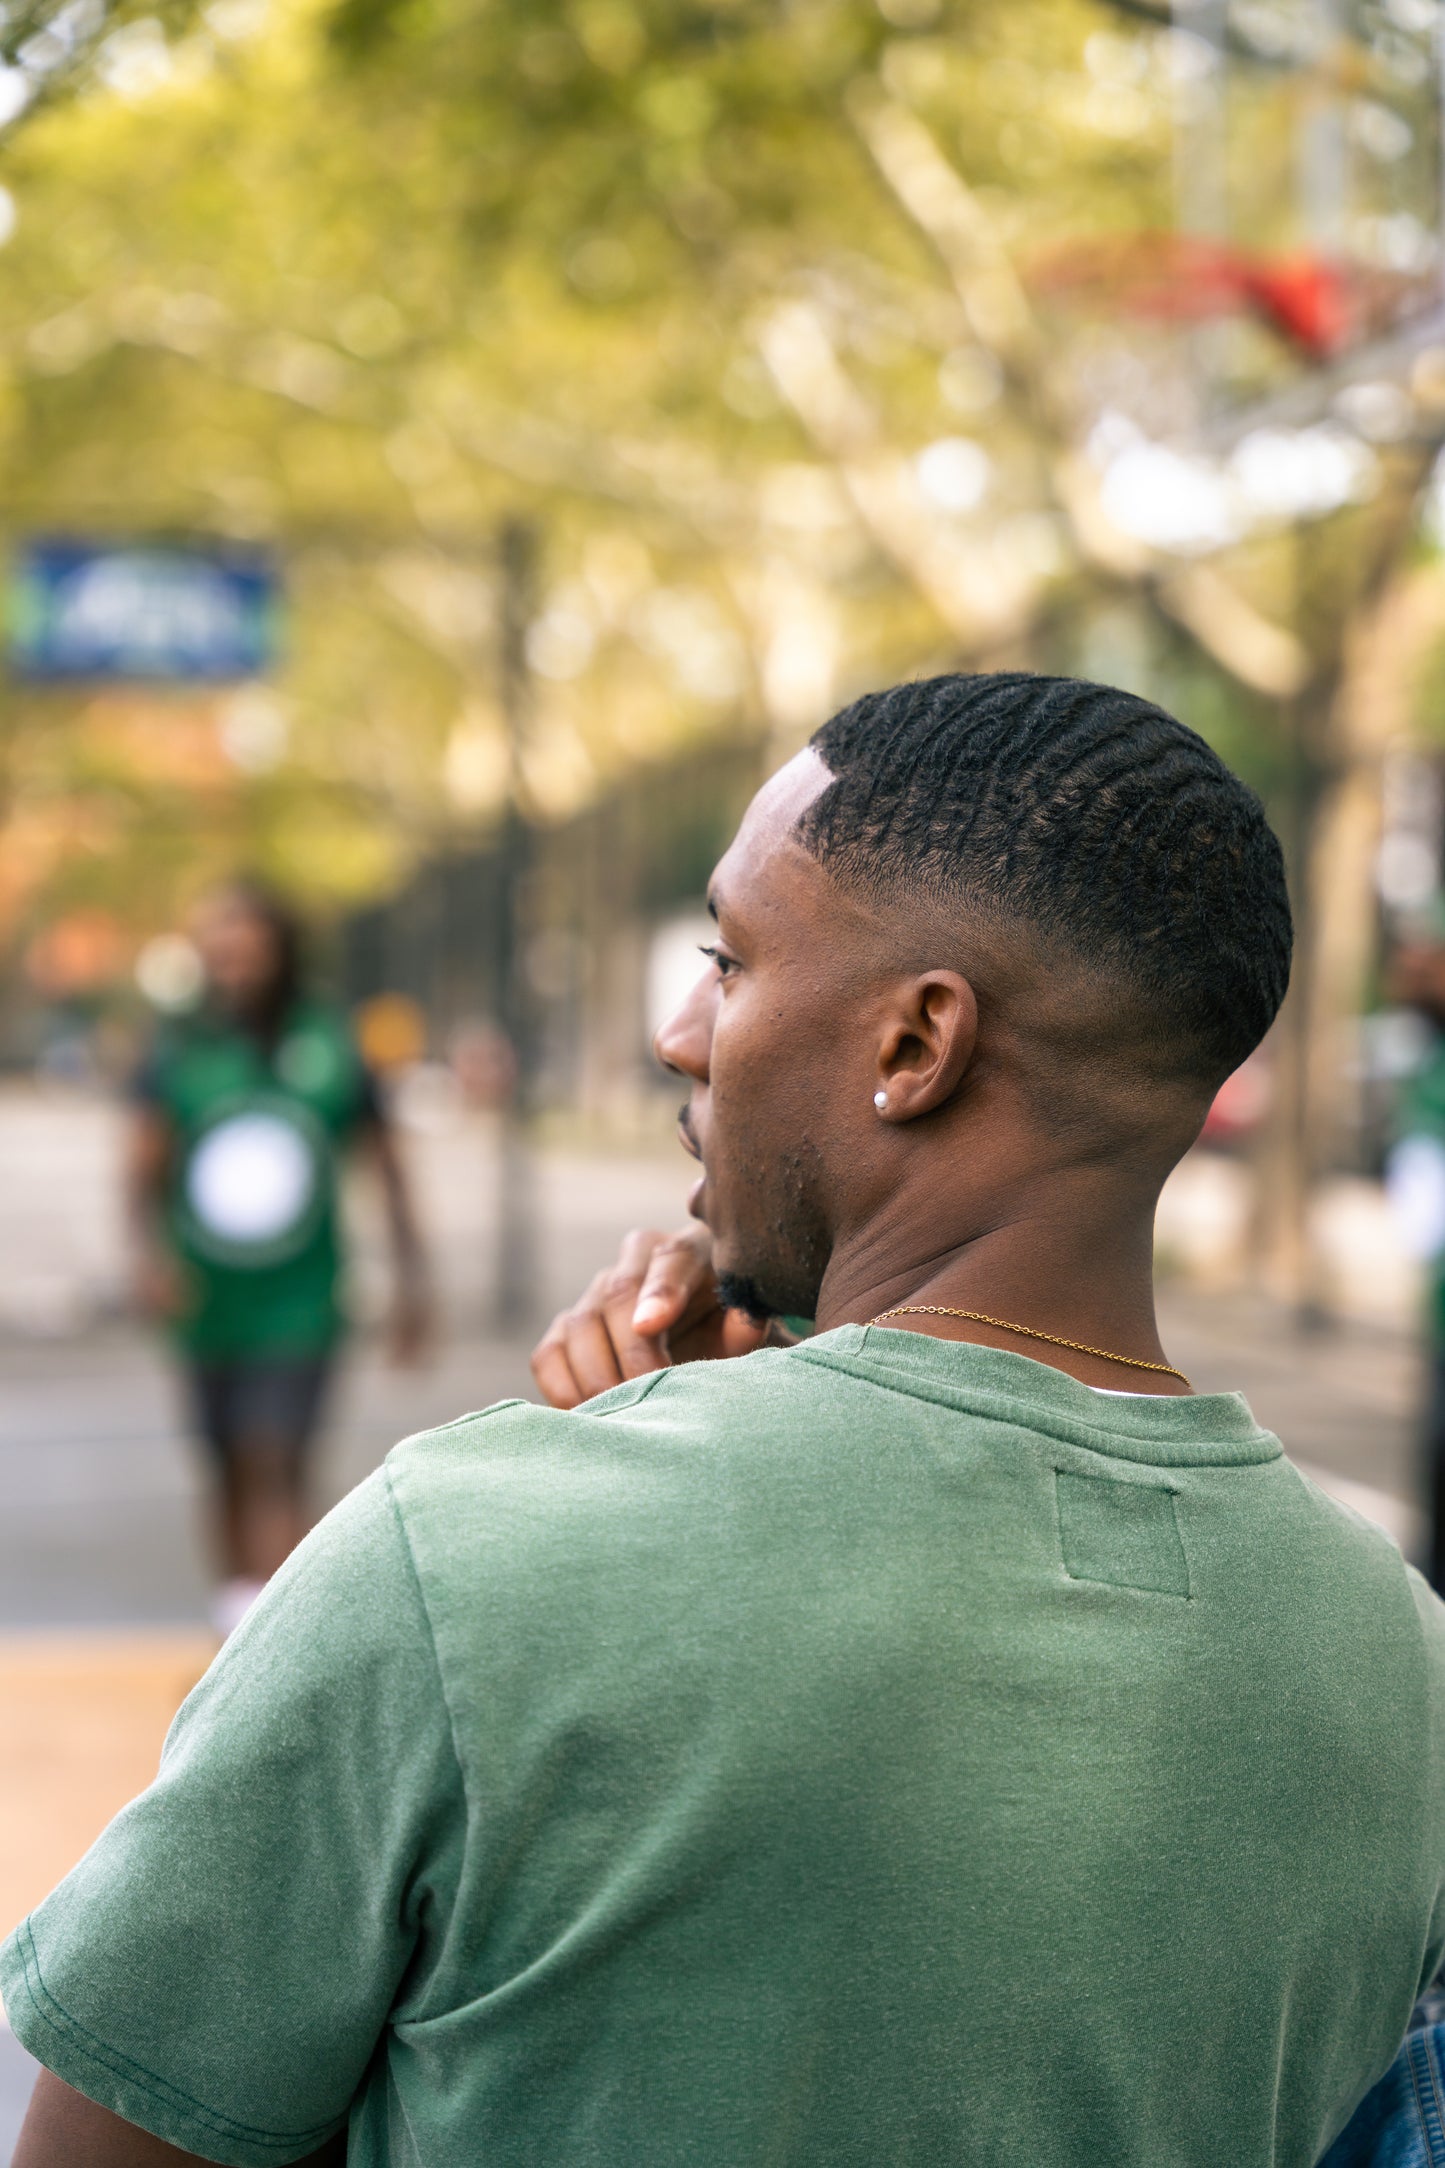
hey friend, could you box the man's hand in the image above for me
[131,1249,186,1322]
[530,1225,772,1409]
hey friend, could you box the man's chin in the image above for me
[706,1187,829,1322]
[715,1271,780,1326]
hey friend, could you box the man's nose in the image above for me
[653,970,713,1081]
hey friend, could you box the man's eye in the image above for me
[698,944,738,977]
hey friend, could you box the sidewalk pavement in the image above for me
[0,1634,216,1934]
[0,1634,218,2152]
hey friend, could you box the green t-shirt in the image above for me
[6,1328,1445,2166]
[140,999,377,1360]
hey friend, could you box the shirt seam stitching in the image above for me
[590,1371,669,1416]
[389,1400,529,1452]
[10,1919,338,2149]
[788,1343,1277,1464]
[382,1460,474,1834]
[1407,2029,1445,2161]
[1053,1467,1194,1599]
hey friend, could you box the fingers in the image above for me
[592,1230,683,1380]
[666,1303,768,1366]
[530,1230,683,1410]
[719,1309,774,1359]
[576,1302,647,1402]
[612,1225,673,1326]
[530,1325,587,1411]
[630,1224,714,1336]
[529,1224,725,1411]
[529,1299,643,1410]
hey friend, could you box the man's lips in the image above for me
[677,1106,707,1221]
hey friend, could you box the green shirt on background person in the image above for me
[136,997,379,1361]
[5,1330,1445,2167]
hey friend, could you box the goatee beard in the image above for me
[716,1272,780,1325]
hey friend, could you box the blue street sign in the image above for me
[8,540,280,682]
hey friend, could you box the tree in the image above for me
[3,0,1444,1308]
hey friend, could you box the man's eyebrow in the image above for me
[706,892,719,922]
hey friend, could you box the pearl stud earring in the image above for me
[873,1091,888,1110]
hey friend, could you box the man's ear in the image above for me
[871,973,978,1122]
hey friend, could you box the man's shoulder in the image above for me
[377,1355,830,1639]
[383,1347,837,1530]
[1299,1521,1445,1779]
[388,1347,802,1471]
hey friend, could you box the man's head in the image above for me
[193,877,301,1022]
[654,672,1291,1324]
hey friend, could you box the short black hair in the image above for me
[803,672,1291,1085]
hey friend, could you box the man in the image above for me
[8,674,1445,2168]
[128,877,432,1633]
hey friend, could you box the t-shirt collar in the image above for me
[791,1323,1279,1469]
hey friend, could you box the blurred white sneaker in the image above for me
[210,1577,265,1639]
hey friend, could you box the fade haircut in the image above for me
[803,672,1292,1087]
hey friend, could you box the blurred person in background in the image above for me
[127,877,433,1635]
[1387,928,1445,1592]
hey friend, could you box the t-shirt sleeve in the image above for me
[0,1469,464,2166]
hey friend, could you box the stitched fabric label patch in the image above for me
[1056,1469,1189,1597]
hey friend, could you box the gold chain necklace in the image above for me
[867,1305,1192,1388]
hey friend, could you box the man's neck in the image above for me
[811,1176,1187,1395]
